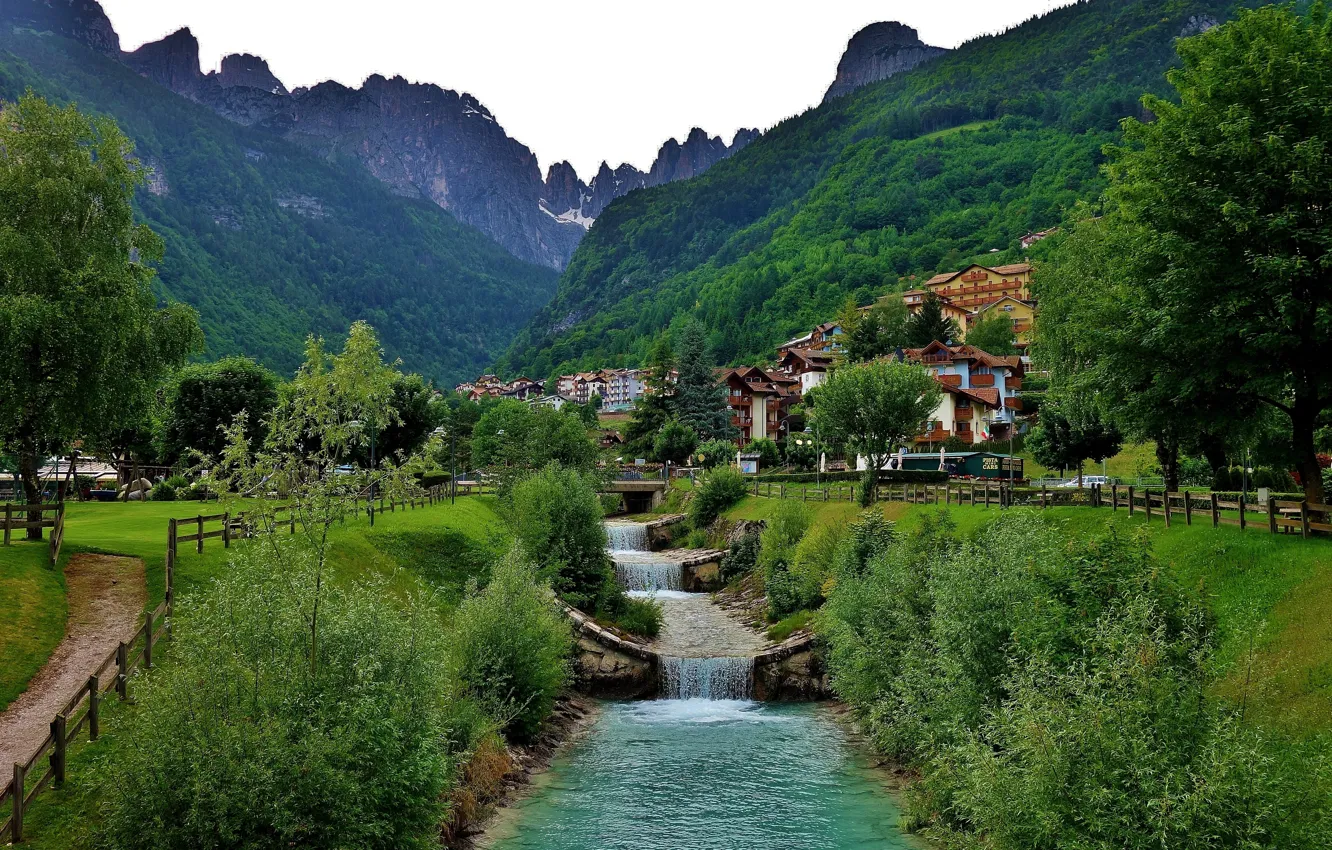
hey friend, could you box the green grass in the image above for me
[767,609,814,642]
[919,119,996,140]
[0,541,68,711]
[725,495,1332,730]
[9,496,509,850]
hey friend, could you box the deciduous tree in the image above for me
[814,360,940,501]
[0,94,201,534]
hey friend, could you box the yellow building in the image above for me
[970,295,1037,347]
[924,263,1032,311]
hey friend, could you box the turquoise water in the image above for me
[486,699,914,850]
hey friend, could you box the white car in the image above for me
[1059,475,1109,488]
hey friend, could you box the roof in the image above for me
[779,347,837,370]
[904,342,1018,371]
[925,262,1033,288]
[779,331,814,349]
[936,379,1001,408]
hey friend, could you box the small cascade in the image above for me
[605,522,649,553]
[659,656,754,700]
[614,555,684,593]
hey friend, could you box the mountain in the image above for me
[823,22,947,102]
[97,16,761,270]
[539,127,759,226]
[496,0,1247,378]
[0,13,558,386]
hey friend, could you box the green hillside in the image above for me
[0,28,557,386]
[498,0,1248,376]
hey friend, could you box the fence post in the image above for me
[823,487,829,502]
[1145,490,1153,523]
[1112,484,1118,511]
[1211,492,1220,527]
[51,713,67,786]
[780,483,785,500]
[3,502,10,545]
[1239,494,1246,530]
[1127,486,1135,516]
[88,675,100,741]
[144,610,154,670]
[1268,497,1277,535]
[223,511,231,548]
[1301,501,1311,538]
[195,515,204,554]
[165,519,177,632]
[985,484,992,508]
[116,641,128,700]
[1184,491,1192,525]
[12,761,23,842]
[1040,484,1046,509]
[1163,492,1170,527]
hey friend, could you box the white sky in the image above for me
[100,1,1075,179]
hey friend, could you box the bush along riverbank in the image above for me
[818,510,1332,848]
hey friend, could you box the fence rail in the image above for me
[749,479,1331,540]
[1,502,66,565]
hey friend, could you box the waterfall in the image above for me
[614,555,684,593]
[606,522,649,552]
[659,656,754,700]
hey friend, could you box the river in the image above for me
[483,522,915,850]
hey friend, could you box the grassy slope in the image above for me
[0,543,67,712]
[725,496,1332,729]
[10,496,509,849]
[0,31,558,386]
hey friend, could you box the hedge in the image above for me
[753,470,948,484]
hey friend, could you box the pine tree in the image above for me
[624,335,675,457]
[906,292,961,348]
[672,321,737,441]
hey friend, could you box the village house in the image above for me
[601,368,649,410]
[923,262,1032,312]
[778,320,844,356]
[774,347,838,396]
[499,377,544,401]
[717,365,800,445]
[902,342,1024,445]
[529,393,572,411]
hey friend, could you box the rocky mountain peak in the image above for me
[0,0,120,54]
[646,128,730,186]
[123,27,206,96]
[823,21,947,102]
[218,53,287,95]
[542,161,586,217]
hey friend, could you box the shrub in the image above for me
[149,481,176,501]
[688,467,748,527]
[759,501,813,618]
[653,418,698,465]
[606,594,664,638]
[696,438,737,469]
[507,463,613,611]
[164,474,189,489]
[743,437,780,469]
[100,539,455,850]
[790,520,849,609]
[448,551,572,742]
[720,531,761,582]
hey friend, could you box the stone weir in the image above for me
[561,602,829,701]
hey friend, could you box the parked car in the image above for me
[1059,475,1110,488]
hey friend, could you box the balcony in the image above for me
[922,353,953,364]
[916,426,950,443]
[970,374,995,388]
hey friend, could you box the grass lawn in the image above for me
[10,496,509,849]
[725,495,1332,730]
[0,541,67,712]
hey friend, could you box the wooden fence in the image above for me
[750,479,1331,539]
[0,484,459,844]
[1,598,168,843]
[2,503,66,565]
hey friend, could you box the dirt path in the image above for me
[0,555,146,770]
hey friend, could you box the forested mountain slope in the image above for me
[498,0,1245,377]
[0,27,558,385]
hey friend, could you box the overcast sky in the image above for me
[100,1,1074,179]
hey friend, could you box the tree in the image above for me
[671,320,736,441]
[374,373,444,462]
[653,419,698,465]
[1027,398,1122,485]
[160,357,278,464]
[965,312,1019,356]
[814,360,941,501]
[744,437,781,470]
[1087,5,1332,503]
[840,295,911,362]
[471,401,597,476]
[0,94,201,534]
[696,438,737,469]
[905,292,961,348]
[508,464,614,612]
[624,335,675,457]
